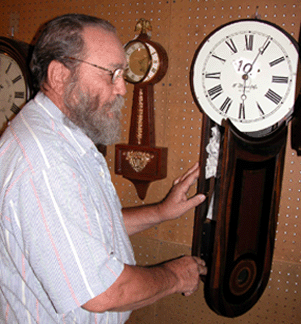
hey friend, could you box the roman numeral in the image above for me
[212,54,226,63]
[239,103,245,119]
[245,34,254,51]
[205,72,221,79]
[10,103,21,114]
[225,38,238,53]
[272,76,289,83]
[220,97,232,113]
[265,89,282,104]
[5,62,12,74]
[12,75,22,84]
[208,84,223,100]
[14,91,25,99]
[269,56,285,67]
[256,102,265,116]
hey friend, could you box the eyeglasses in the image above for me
[63,56,125,84]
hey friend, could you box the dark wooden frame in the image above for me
[192,116,287,317]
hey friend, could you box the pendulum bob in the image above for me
[192,117,287,317]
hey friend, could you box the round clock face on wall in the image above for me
[0,37,32,135]
[191,19,299,134]
[124,40,151,83]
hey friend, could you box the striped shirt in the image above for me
[0,92,135,323]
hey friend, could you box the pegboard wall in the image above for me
[1,0,300,323]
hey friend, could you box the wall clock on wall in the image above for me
[0,37,33,135]
[190,19,300,317]
[115,19,168,200]
[191,19,299,136]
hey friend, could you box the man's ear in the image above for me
[47,60,71,94]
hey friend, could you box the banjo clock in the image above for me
[190,19,300,317]
[115,19,168,200]
[0,37,33,135]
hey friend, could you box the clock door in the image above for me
[193,118,287,317]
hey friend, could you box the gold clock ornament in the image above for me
[115,19,169,199]
[0,37,33,135]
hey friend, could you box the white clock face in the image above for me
[0,53,27,133]
[192,20,299,133]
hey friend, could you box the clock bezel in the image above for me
[124,39,152,84]
[124,33,168,85]
[190,19,300,135]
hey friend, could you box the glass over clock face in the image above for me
[191,20,299,134]
[124,40,152,83]
[0,52,28,134]
[143,43,160,83]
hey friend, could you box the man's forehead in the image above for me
[82,26,126,65]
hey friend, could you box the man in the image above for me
[0,14,206,323]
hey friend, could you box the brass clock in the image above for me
[124,19,168,85]
[0,37,32,134]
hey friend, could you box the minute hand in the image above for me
[250,37,271,67]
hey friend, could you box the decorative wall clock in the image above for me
[190,19,300,317]
[191,19,298,136]
[115,19,169,199]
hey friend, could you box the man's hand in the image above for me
[123,162,206,236]
[158,162,206,222]
[162,255,207,297]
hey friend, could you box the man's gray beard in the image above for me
[63,78,124,146]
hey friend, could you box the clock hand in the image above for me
[249,36,271,71]
[239,37,271,80]
[238,36,271,107]
[240,74,248,119]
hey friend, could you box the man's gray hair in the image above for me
[30,13,116,91]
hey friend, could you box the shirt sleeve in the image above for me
[10,161,126,314]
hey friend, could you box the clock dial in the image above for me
[191,20,299,133]
[124,41,151,83]
[0,53,27,133]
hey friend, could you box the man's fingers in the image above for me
[182,194,206,212]
[173,162,199,185]
[192,257,207,275]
